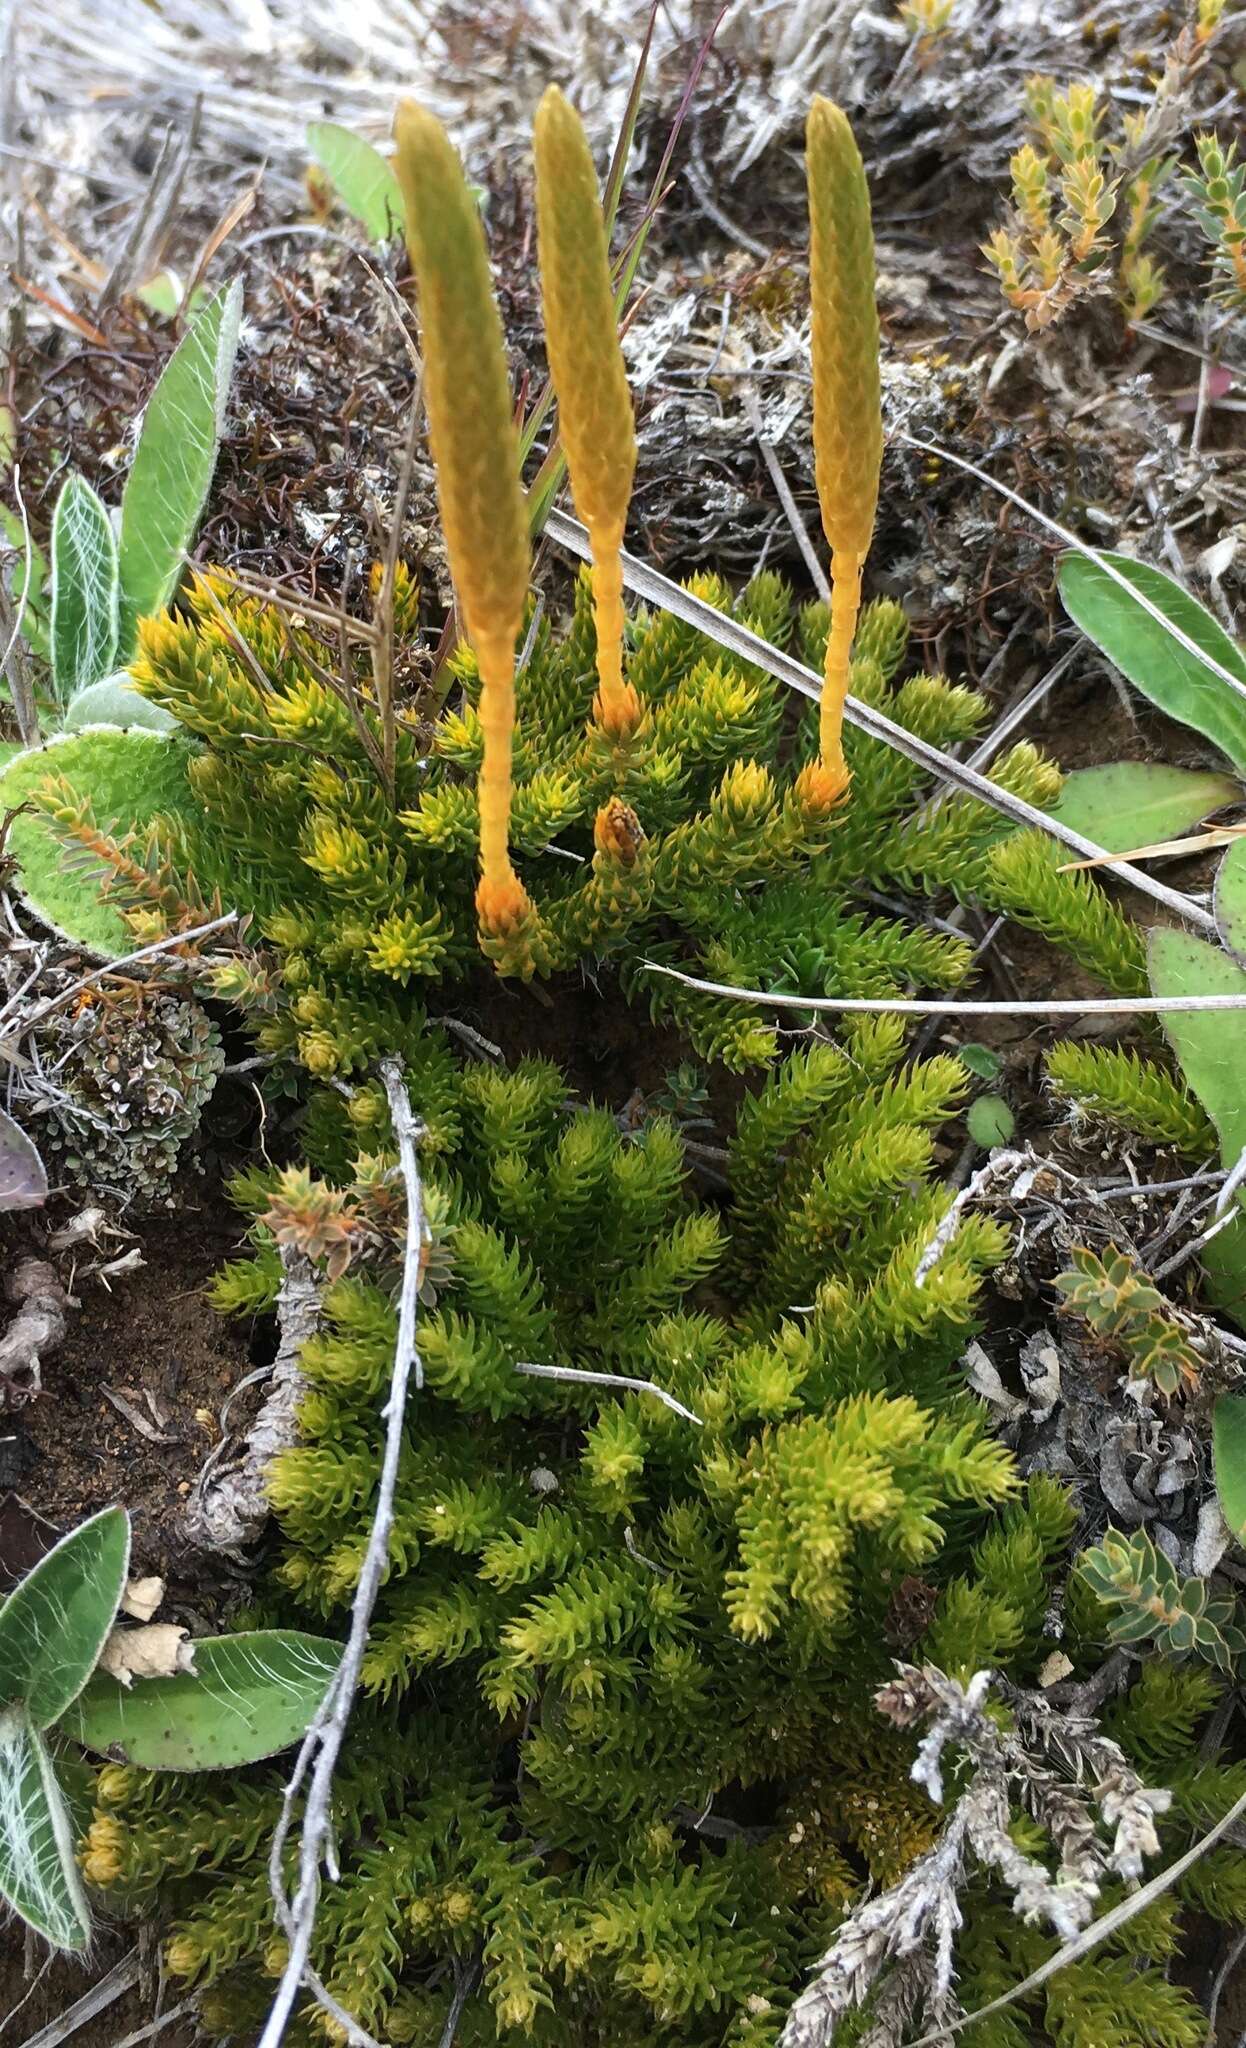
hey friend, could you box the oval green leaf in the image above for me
[0,1507,130,1730]
[65,1630,342,1771]
[1150,927,1246,1332]
[50,474,119,706]
[1149,927,1246,1167]
[306,123,405,242]
[958,1043,1004,1082]
[1214,837,1246,969]
[0,729,197,956]
[0,1709,91,1949]
[117,280,242,657]
[1214,1392,1246,1543]
[1059,551,1246,774]
[1052,761,1240,854]
[967,1095,1016,1148]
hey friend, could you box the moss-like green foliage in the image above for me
[80,1037,1075,2046]
[35,570,1070,1073]
[982,829,1148,995]
[1046,1041,1217,1156]
[0,730,199,955]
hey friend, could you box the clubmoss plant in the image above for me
[984,23,1237,334]
[1182,131,1246,308]
[36,87,1246,2048]
[37,568,1066,1075]
[1046,1041,1217,1156]
[82,1041,1069,2043]
[28,92,1138,1081]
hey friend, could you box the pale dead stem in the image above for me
[258,1059,427,2048]
[903,1778,1246,2048]
[639,965,1246,1018]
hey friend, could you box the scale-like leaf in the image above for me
[306,122,405,241]
[0,1507,130,1729]
[0,1708,91,1949]
[1059,551,1246,774]
[117,280,242,656]
[0,1107,48,1213]
[1052,762,1240,854]
[66,1630,341,1770]
[49,474,119,705]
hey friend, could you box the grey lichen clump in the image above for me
[28,991,224,1209]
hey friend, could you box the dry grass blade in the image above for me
[1058,825,1246,871]
[11,275,109,345]
[639,963,1246,1019]
[514,1359,703,1423]
[542,508,1216,934]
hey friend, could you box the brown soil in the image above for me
[0,1178,258,2044]
[0,1933,198,2048]
[0,1186,255,1605]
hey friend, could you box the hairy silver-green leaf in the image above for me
[1059,551,1246,774]
[0,729,195,958]
[66,1629,341,1770]
[49,475,119,706]
[0,1506,130,1729]
[117,280,242,655]
[0,1708,91,1950]
[62,674,178,734]
[1052,762,1240,854]
[0,1106,48,1213]
[306,122,405,241]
